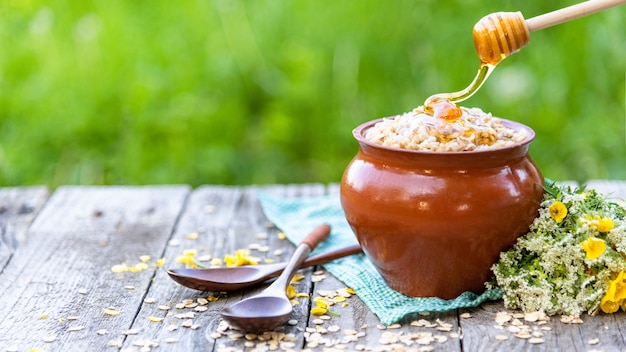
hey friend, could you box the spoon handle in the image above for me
[300,244,363,268]
[300,224,331,250]
[271,224,331,289]
[526,0,626,32]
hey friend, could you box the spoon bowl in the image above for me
[167,244,362,292]
[220,224,330,331]
[221,294,293,331]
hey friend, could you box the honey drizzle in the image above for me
[423,63,494,119]
[423,12,530,124]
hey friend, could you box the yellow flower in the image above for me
[580,236,607,260]
[224,249,259,267]
[176,249,199,268]
[311,307,327,316]
[286,285,296,299]
[582,215,615,232]
[597,217,615,232]
[600,295,620,313]
[310,299,329,316]
[548,201,567,223]
[610,271,626,301]
[175,255,196,266]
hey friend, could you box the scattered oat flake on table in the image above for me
[185,232,199,240]
[460,312,472,318]
[197,254,212,262]
[111,264,128,273]
[43,335,56,342]
[197,297,209,305]
[144,297,156,304]
[130,262,148,272]
[123,329,139,335]
[139,255,151,263]
[524,311,548,322]
[588,338,600,345]
[495,311,512,325]
[148,315,165,322]
[311,274,326,282]
[67,325,85,332]
[561,315,583,324]
[78,288,88,294]
[96,329,108,335]
[107,339,123,347]
[103,308,121,316]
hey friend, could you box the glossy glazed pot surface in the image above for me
[340,118,544,299]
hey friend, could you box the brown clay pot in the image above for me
[340,118,544,299]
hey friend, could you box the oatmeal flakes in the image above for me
[365,107,527,152]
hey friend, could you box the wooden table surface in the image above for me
[1,180,626,352]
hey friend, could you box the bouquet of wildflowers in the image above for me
[489,181,626,316]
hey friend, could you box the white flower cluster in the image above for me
[488,182,626,317]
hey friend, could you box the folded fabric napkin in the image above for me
[257,191,503,325]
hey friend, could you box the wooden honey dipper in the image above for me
[474,0,626,66]
[424,0,626,121]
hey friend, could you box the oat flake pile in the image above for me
[364,106,528,152]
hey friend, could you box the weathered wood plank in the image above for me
[461,301,626,352]
[0,181,624,351]
[0,186,190,351]
[124,185,245,350]
[130,184,329,351]
[0,186,50,270]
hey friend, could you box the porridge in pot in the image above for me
[364,106,528,152]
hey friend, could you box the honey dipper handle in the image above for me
[525,0,626,32]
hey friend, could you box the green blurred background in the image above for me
[0,0,624,187]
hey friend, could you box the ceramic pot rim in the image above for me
[353,117,536,156]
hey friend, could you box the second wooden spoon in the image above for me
[168,232,362,292]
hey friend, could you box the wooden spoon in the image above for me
[167,243,362,292]
[220,223,331,331]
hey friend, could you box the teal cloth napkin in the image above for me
[257,191,503,325]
